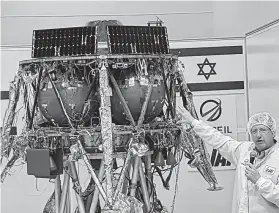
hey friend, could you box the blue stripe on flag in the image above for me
[176,81,244,92]
[171,46,243,57]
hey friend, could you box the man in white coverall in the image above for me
[177,110,279,213]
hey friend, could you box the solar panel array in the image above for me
[32,27,97,58]
[107,26,169,54]
[31,25,170,58]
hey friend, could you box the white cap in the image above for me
[247,112,276,137]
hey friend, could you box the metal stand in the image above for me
[59,163,70,213]
[130,156,140,197]
[138,158,151,212]
[144,154,152,193]
[69,161,86,213]
[90,160,105,213]
[58,161,86,213]
[66,178,71,213]
[55,175,62,213]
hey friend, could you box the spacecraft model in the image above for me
[1,20,223,213]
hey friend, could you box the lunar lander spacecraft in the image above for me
[1,20,223,213]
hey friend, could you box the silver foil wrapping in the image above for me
[130,141,149,157]
[180,126,196,159]
[153,206,170,213]
[43,192,55,213]
[14,135,29,158]
[176,62,199,119]
[1,74,21,157]
[183,128,218,185]
[176,62,220,188]
[98,61,114,206]
[1,154,18,183]
[22,68,36,125]
[113,193,143,213]
[23,84,32,127]
[23,71,48,127]
[69,144,83,161]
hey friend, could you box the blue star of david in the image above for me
[197,58,216,80]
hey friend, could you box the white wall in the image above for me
[1,1,214,46]
[1,1,279,47]
[212,1,279,38]
[245,20,279,137]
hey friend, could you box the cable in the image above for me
[170,163,180,213]
[1,11,213,19]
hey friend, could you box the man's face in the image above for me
[251,124,275,151]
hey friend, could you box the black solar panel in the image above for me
[32,26,97,58]
[107,26,169,54]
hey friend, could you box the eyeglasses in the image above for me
[251,128,269,135]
